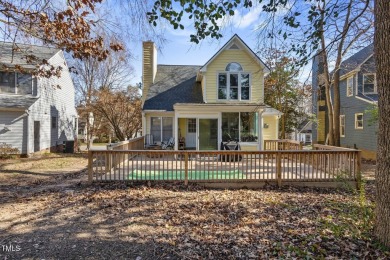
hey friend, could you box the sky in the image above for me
[126,3,312,86]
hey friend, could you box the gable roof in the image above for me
[0,42,59,70]
[143,65,203,111]
[199,34,270,74]
[339,44,374,76]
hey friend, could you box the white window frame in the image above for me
[0,71,35,95]
[217,62,251,101]
[363,73,377,94]
[346,76,353,97]
[340,115,345,137]
[355,113,364,129]
[221,112,258,143]
[150,117,173,142]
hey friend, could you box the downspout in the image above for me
[25,109,30,155]
[258,109,264,150]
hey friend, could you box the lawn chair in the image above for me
[144,134,154,148]
[161,137,174,150]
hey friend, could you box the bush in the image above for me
[0,143,20,159]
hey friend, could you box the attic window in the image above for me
[229,44,240,50]
[225,62,243,72]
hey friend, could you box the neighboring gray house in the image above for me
[0,42,78,155]
[294,120,312,145]
[312,44,378,160]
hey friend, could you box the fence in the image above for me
[264,139,303,151]
[88,149,361,188]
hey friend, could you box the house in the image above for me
[312,44,378,159]
[141,34,281,151]
[294,120,312,145]
[0,42,78,155]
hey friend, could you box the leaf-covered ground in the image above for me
[0,155,389,259]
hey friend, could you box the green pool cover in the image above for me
[128,169,243,180]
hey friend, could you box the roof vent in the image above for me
[229,43,240,50]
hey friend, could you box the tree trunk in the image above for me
[333,70,341,146]
[375,0,390,247]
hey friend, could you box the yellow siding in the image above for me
[178,118,186,139]
[144,112,174,136]
[204,49,264,103]
[263,116,278,140]
[317,111,326,142]
[240,144,259,151]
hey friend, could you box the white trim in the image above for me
[346,76,354,97]
[199,34,270,74]
[354,113,364,129]
[340,115,345,137]
[216,70,251,101]
[362,73,377,94]
[355,95,378,105]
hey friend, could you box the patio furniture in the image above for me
[161,137,174,150]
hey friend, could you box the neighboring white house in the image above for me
[0,42,78,155]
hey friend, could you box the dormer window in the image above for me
[218,62,250,101]
[0,71,36,95]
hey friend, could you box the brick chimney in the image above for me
[142,41,157,105]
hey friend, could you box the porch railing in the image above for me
[264,139,303,150]
[88,149,361,188]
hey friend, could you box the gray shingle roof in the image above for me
[0,42,59,69]
[143,65,204,111]
[340,44,374,76]
[0,95,38,109]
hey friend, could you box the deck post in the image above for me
[356,150,362,190]
[88,151,93,183]
[277,152,282,187]
[184,152,189,186]
[105,151,112,174]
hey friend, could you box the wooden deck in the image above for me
[89,149,360,188]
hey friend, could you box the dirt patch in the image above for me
[0,158,388,259]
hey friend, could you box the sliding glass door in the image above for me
[199,119,218,150]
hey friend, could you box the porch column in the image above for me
[258,109,264,150]
[174,113,178,150]
[141,112,146,136]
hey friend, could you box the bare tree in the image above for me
[72,43,133,148]
[92,88,142,141]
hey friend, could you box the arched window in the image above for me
[218,63,250,101]
[225,62,243,72]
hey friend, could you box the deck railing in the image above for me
[88,149,361,188]
[264,139,303,151]
[100,136,145,172]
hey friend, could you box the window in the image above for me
[340,115,345,137]
[240,112,258,142]
[346,76,353,96]
[222,112,258,142]
[150,117,173,142]
[355,113,363,129]
[0,71,35,95]
[51,116,57,129]
[187,118,196,133]
[218,62,250,101]
[363,73,376,94]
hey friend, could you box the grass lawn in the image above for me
[128,169,243,180]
